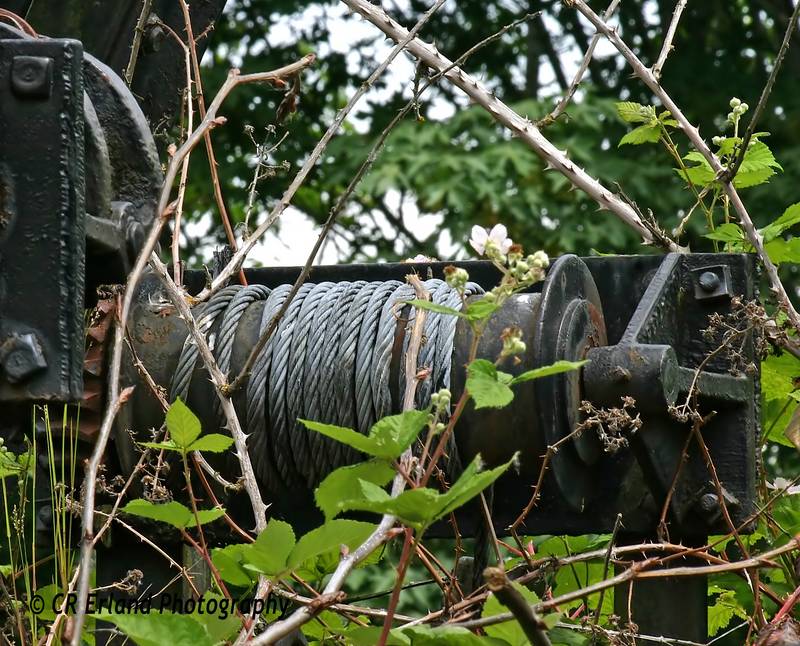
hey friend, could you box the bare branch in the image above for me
[539,0,620,127]
[652,0,687,80]
[342,0,680,251]
[197,0,448,301]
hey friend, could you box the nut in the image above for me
[11,56,53,99]
[698,271,721,293]
[0,333,47,383]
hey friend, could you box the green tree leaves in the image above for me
[301,410,429,460]
[121,500,225,530]
[140,398,233,455]
[212,518,377,584]
[466,359,586,409]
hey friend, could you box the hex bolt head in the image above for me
[699,493,721,520]
[11,56,53,99]
[0,333,47,383]
[698,271,721,293]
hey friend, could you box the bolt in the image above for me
[611,365,631,383]
[698,271,721,293]
[11,56,53,99]
[0,333,47,383]
[699,493,721,522]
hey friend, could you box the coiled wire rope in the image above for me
[168,279,483,490]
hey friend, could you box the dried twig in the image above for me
[652,0,687,80]
[197,0,448,303]
[342,0,679,251]
[484,567,552,646]
[539,0,620,127]
[124,0,153,85]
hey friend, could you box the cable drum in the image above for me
[169,279,483,492]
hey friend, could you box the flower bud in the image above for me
[528,250,550,269]
[444,265,469,291]
[729,97,741,108]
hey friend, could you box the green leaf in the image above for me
[618,123,661,146]
[762,353,799,402]
[482,581,541,645]
[405,299,463,318]
[166,398,202,450]
[466,359,514,409]
[463,298,501,322]
[300,421,378,456]
[615,101,652,124]
[121,499,224,530]
[739,140,782,173]
[244,519,296,576]
[704,223,745,243]
[708,587,747,636]
[188,434,234,453]
[288,519,377,570]
[138,440,182,452]
[510,360,586,385]
[315,460,395,520]
[344,455,515,530]
[765,237,800,265]
[398,625,507,645]
[211,545,252,586]
[95,611,215,646]
[761,203,800,241]
[733,165,776,188]
[301,410,428,460]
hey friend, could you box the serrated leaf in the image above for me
[708,589,747,635]
[301,410,428,460]
[211,545,252,586]
[121,499,224,530]
[463,298,501,322]
[765,237,800,264]
[188,433,234,453]
[315,460,395,520]
[618,123,661,146]
[482,582,541,645]
[466,359,514,409]
[615,101,652,123]
[739,140,782,172]
[344,455,515,530]
[166,398,202,449]
[510,360,586,385]
[95,612,215,646]
[761,203,800,242]
[247,519,296,576]
[704,223,745,243]
[288,519,376,570]
[405,299,463,318]
[733,165,776,188]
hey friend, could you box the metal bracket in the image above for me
[0,37,85,401]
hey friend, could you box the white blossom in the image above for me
[469,224,513,256]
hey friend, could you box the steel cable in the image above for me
[170,278,483,490]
